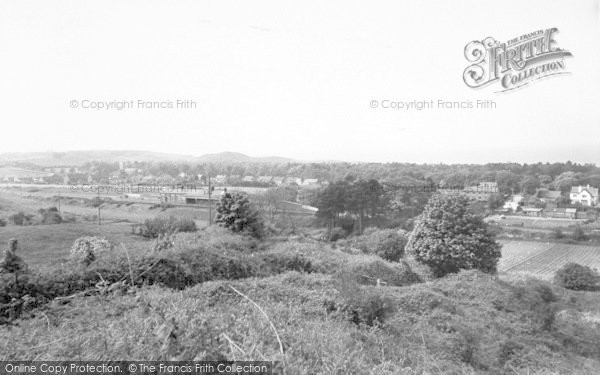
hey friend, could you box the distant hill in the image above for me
[0,150,296,166]
[0,167,53,178]
[195,152,294,164]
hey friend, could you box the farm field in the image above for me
[0,188,210,271]
[0,222,152,270]
[487,214,597,229]
[499,240,600,279]
[0,188,210,226]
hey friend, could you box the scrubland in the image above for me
[2,227,600,374]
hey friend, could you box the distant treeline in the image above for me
[12,160,600,195]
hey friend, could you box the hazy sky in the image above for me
[1,0,599,164]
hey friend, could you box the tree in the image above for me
[553,172,579,194]
[254,185,299,221]
[215,192,264,239]
[0,239,28,286]
[405,194,501,277]
[496,171,520,195]
[519,176,540,195]
[346,179,385,234]
[487,193,504,211]
[314,180,348,236]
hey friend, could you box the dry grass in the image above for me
[2,269,600,374]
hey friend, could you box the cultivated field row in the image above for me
[499,240,600,279]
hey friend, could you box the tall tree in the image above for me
[406,194,501,277]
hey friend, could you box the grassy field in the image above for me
[0,187,210,225]
[0,188,209,270]
[0,222,151,270]
[499,240,600,279]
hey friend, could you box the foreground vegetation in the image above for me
[0,226,599,374]
[2,190,600,374]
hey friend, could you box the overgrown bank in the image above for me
[2,270,600,374]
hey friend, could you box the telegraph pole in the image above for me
[97,189,101,226]
[58,191,61,213]
[208,175,212,226]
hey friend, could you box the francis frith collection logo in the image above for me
[463,28,572,92]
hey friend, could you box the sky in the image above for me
[0,0,599,164]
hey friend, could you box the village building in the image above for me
[544,207,578,219]
[301,178,319,186]
[0,167,54,183]
[522,207,543,217]
[570,185,598,206]
[503,194,524,212]
[285,177,302,185]
[257,176,274,184]
[462,182,498,201]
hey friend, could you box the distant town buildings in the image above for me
[461,182,498,201]
[0,167,53,183]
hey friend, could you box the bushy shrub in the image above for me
[8,212,34,226]
[329,227,347,241]
[406,194,501,277]
[343,259,420,287]
[262,253,313,274]
[345,228,408,262]
[554,263,598,291]
[532,281,559,303]
[70,236,113,266]
[215,192,264,239]
[498,339,524,365]
[38,207,62,224]
[572,226,588,241]
[337,215,355,235]
[0,219,6,227]
[551,227,564,239]
[139,216,197,238]
[153,233,176,252]
[334,273,394,327]
[89,197,104,208]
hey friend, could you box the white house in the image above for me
[257,176,273,184]
[570,185,599,206]
[214,175,227,184]
[301,178,319,186]
[503,194,524,212]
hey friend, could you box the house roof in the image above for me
[545,207,566,214]
[522,207,543,212]
[538,189,562,199]
[571,185,599,197]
